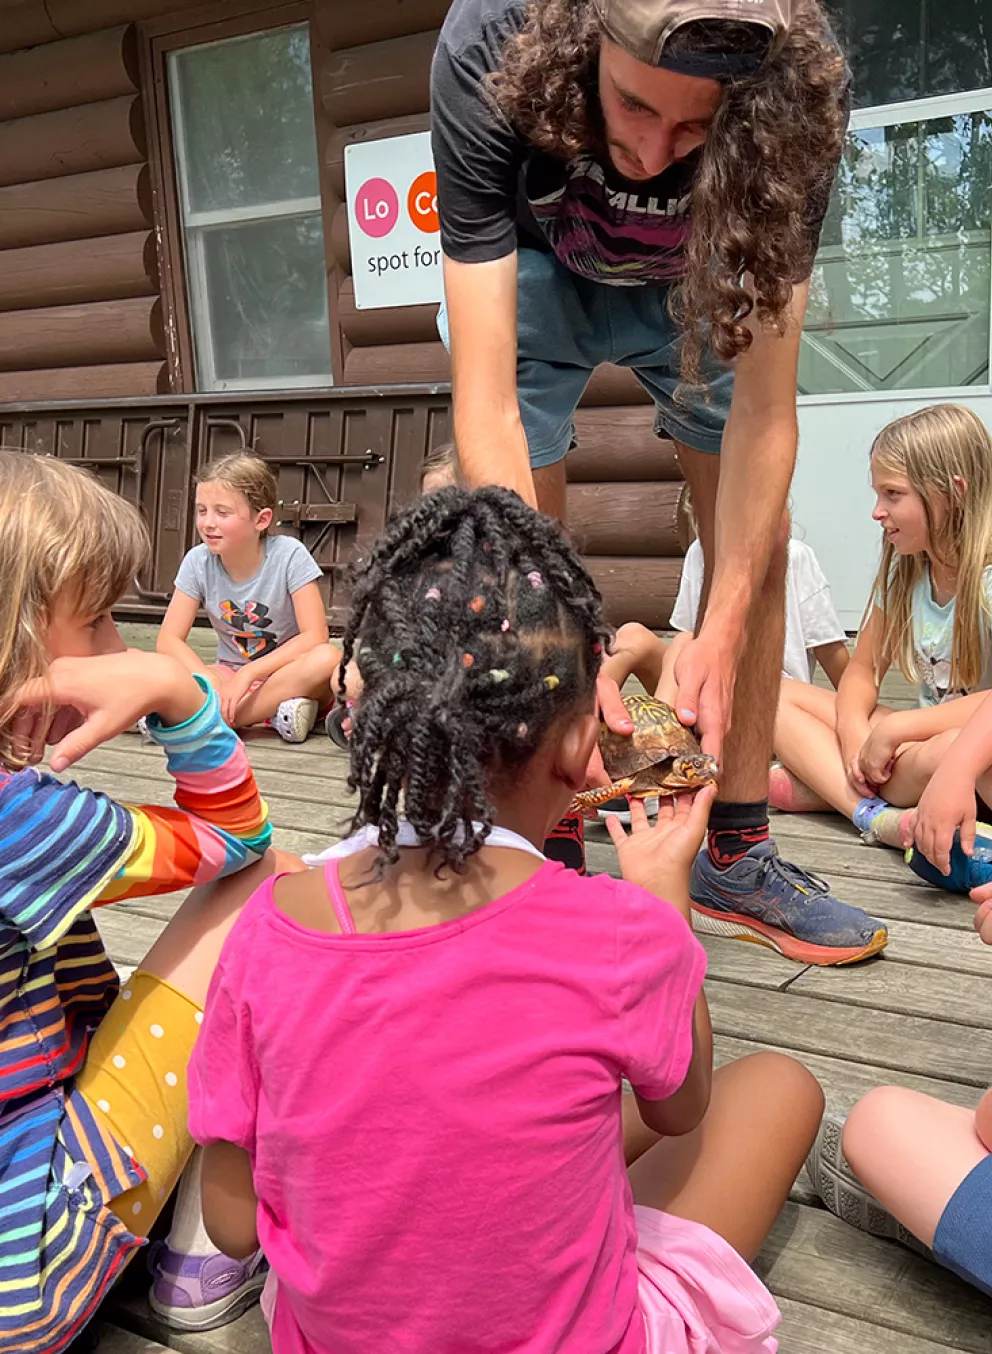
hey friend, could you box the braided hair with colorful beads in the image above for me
[338,486,611,872]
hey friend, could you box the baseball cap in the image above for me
[591,0,793,75]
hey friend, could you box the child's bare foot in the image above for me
[768,763,831,814]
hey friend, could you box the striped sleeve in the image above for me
[98,677,271,903]
[0,679,271,948]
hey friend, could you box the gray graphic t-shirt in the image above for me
[175,534,322,669]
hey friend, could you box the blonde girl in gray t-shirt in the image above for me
[158,455,342,742]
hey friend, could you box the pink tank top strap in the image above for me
[323,860,358,935]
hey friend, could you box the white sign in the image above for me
[344,132,443,310]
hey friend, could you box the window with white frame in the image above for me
[800,91,991,396]
[168,25,332,392]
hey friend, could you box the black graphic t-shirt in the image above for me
[431,0,842,287]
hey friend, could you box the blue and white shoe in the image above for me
[690,839,888,966]
[906,824,992,895]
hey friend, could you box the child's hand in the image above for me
[219,667,256,726]
[12,653,204,771]
[857,721,899,788]
[605,787,716,917]
[911,762,978,876]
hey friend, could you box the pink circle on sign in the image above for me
[354,177,399,238]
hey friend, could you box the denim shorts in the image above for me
[437,247,733,469]
[933,1151,992,1297]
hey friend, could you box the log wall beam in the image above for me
[0,232,157,312]
[316,0,451,50]
[0,360,167,403]
[0,296,164,372]
[0,163,152,250]
[338,278,438,346]
[322,31,436,129]
[587,557,682,629]
[566,482,685,556]
[568,411,683,481]
[0,27,138,122]
[343,340,449,386]
[0,96,145,188]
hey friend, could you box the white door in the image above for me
[791,90,992,627]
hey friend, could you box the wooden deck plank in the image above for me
[714,1034,982,1114]
[788,960,992,1029]
[757,1203,992,1354]
[90,1326,172,1353]
[706,982,992,1086]
[109,1299,270,1354]
[776,1295,983,1354]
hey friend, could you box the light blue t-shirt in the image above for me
[175,534,322,669]
[911,565,992,706]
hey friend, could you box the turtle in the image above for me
[571,693,719,814]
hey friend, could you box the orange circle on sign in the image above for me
[407,171,439,234]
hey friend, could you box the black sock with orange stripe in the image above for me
[543,812,586,875]
[706,801,770,870]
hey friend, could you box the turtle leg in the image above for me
[571,779,635,814]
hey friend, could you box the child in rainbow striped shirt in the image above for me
[0,451,282,1353]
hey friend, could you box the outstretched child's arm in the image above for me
[158,589,212,677]
[201,1142,259,1259]
[608,789,715,1138]
[1,655,271,952]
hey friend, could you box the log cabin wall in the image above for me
[315,0,687,627]
[0,22,170,402]
[0,0,689,628]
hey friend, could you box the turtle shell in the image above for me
[599,693,702,781]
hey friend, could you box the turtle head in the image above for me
[669,753,719,789]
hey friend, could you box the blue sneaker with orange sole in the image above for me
[690,839,888,966]
[906,824,992,894]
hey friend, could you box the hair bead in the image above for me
[462,653,475,669]
[543,675,560,691]
[425,587,441,602]
[469,595,485,614]
[488,669,509,684]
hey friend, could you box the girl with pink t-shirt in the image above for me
[188,487,824,1354]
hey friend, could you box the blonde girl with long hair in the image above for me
[0,450,290,1352]
[771,404,992,850]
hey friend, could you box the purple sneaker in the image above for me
[147,1241,268,1332]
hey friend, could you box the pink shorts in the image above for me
[212,662,264,697]
[261,1207,779,1352]
[636,1206,780,1354]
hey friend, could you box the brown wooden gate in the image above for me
[0,384,451,628]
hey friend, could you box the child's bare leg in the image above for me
[141,849,304,1004]
[771,683,861,816]
[842,1087,987,1248]
[628,1052,824,1261]
[234,646,341,727]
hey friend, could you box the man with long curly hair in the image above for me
[431,0,887,965]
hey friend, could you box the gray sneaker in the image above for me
[805,1111,932,1258]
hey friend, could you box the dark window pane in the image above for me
[830,0,991,107]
